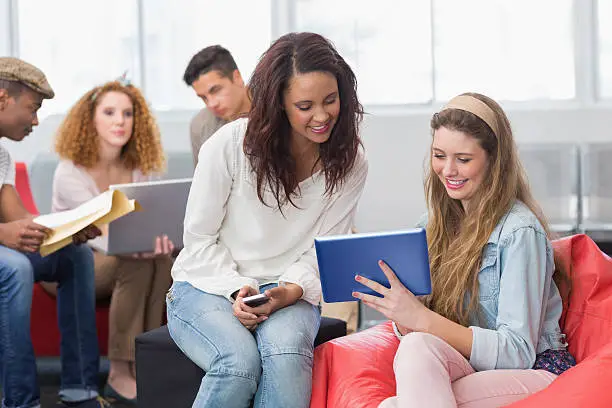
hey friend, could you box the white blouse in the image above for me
[52,160,149,212]
[171,118,368,305]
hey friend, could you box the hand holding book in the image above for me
[34,189,140,256]
[0,217,51,253]
[72,225,103,245]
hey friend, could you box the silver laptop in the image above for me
[89,178,192,255]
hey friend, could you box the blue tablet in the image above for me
[314,229,431,303]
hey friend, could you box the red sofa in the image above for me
[310,234,612,408]
[15,162,110,356]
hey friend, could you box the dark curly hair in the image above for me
[244,32,363,210]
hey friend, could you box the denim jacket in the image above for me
[419,201,567,371]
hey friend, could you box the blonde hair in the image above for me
[425,92,551,326]
[55,81,165,174]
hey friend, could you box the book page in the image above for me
[39,236,75,257]
[35,190,115,229]
[94,191,141,226]
[38,190,139,257]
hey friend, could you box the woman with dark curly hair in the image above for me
[166,32,368,407]
[45,80,174,405]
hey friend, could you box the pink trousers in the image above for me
[379,333,557,408]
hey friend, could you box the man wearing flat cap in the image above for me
[0,57,112,408]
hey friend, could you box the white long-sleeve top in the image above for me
[171,118,368,305]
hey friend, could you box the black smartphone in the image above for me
[242,293,270,307]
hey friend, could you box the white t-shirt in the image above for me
[171,118,368,305]
[0,143,16,186]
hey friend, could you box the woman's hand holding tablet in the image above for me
[352,260,432,333]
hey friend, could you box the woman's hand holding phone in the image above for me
[233,283,304,331]
[242,293,270,307]
[245,283,304,318]
[232,285,268,331]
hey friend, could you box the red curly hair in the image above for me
[55,81,165,174]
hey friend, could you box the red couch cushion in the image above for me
[508,234,612,407]
[553,234,612,362]
[310,234,612,408]
[310,321,398,408]
[508,342,612,408]
[14,161,39,215]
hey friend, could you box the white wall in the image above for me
[357,106,612,232]
[4,106,612,232]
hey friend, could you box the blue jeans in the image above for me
[0,244,100,408]
[167,281,320,408]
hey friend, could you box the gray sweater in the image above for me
[189,108,227,166]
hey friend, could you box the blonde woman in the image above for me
[353,93,574,407]
[44,79,173,405]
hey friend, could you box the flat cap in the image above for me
[0,57,54,99]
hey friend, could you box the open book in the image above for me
[34,190,140,256]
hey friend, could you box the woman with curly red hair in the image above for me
[44,80,174,405]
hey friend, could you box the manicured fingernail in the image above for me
[378,260,384,265]
[355,275,361,281]
[352,292,360,299]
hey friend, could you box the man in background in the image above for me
[0,57,108,408]
[183,45,251,165]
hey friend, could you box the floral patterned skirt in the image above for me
[533,349,576,375]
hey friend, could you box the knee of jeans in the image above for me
[400,331,441,348]
[393,332,446,369]
[168,315,262,383]
[257,328,314,359]
[212,339,262,382]
[396,332,445,363]
[60,244,95,276]
[61,244,94,264]
[0,253,34,291]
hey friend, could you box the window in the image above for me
[6,0,596,112]
[433,0,575,101]
[295,0,433,105]
[0,0,11,56]
[598,0,612,98]
[142,0,272,110]
[17,0,139,118]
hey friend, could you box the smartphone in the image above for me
[242,293,270,307]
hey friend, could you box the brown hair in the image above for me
[425,92,559,326]
[55,81,165,174]
[244,32,363,210]
[183,45,238,85]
